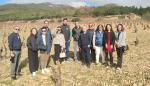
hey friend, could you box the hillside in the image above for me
[0,3,149,21]
[0,3,76,21]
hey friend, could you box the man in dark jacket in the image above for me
[87,24,95,62]
[79,25,91,68]
[72,22,81,62]
[61,18,71,62]
[8,26,22,80]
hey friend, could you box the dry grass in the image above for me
[0,18,150,86]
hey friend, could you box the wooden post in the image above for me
[51,65,61,86]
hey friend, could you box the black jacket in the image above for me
[78,31,91,48]
[87,29,95,45]
[104,31,116,50]
[27,35,38,51]
[8,32,22,51]
[61,24,71,41]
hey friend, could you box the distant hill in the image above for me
[0,3,76,21]
[0,3,149,21]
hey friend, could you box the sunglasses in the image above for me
[42,30,47,32]
[15,29,20,31]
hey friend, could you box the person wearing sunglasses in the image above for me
[8,26,22,80]
[38,20,52,49]
[37,27,52,75]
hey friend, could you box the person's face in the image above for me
[107,25,111,31]
[98,26,103,31]
[14,26,20,33]
[118,25,122,31]
[44,21,49,27]
[82,26,87,32]
[75,22,79,27]
[42,29,47,35]
[63,20,68,25]
[32,29,37,35]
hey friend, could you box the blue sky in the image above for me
[0,0,9,5]
[0,0,150,8]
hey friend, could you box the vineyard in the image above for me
[0,17,150,86]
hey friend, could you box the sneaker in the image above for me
[44,68,50,73]
[11,76,16,80]
[106,66,109,69]
[87,64,91,68]
[65,60,70,63]
[117,67,121,70]
[95,62,99,65]
[32,72,36,77]
[61,61,65,64]
[17,73,22,76]
[42,69,46,74]
[74,59,78,62]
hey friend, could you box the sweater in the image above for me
[53,33,65,48]
[116,31,126,47]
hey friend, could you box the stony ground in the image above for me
[0,19,150,86]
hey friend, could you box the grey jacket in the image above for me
[116,31,126,47]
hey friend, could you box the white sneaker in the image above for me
[44,68,50,73]
[42,69,46,74]
[117,67,121,70]
[32,72,36,76]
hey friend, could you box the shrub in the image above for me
[142,12,150,21]
[71,17,81,22]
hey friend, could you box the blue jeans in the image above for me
[74,41,79,61]
[65,41,70,61]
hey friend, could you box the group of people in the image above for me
[8,18,127,80]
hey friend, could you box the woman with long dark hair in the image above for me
[104,24,116,67]
[93,24,105,64]
[27,28,39,76]
[115,24,126,70]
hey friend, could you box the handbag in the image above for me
[59,49,66,58]
[123,45,129,51]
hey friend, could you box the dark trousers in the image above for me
[11,51,21,77]
[81,47,91,66]
[116,47,124,68]
[105,52,113,66]
[90,46,95,62]
[28,49,39,73]
[54,44,61,61]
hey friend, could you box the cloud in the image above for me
[70,1,87,8]
[8,0,150,7]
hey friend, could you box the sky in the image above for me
[0,0,150,8]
